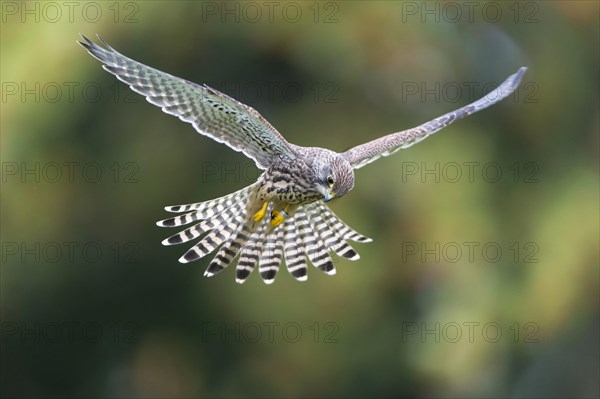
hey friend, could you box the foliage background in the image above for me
[1,1,598,398]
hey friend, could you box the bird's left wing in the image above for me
[343,67,527,169]
[78,34,297,170]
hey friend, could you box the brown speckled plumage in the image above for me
[79,34,526,283]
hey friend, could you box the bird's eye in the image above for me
[327,175,334,187]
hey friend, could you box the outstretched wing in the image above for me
[343,67,527,169]
[78,34,296,169]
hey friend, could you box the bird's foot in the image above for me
[270,210,288,227]
[253,202,268,222]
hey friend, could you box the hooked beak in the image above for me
[324,190,335,202]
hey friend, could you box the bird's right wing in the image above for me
[343,67,527,169]
[78,34,297,170]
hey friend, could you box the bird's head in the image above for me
[315,154,355,202]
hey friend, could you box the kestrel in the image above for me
[79,35,526,283]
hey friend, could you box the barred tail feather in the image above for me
[283,216,308,281]
[258,228,284,284]
[295,208,336,276]
[180,211,246,264]
[161,183,259,215]
[161,218,218,246]
[204,220,253,277]
[235,222,268,284]
[315,202,373,243]
[304,203,360,261]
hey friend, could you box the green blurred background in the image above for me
[1,1,598,398]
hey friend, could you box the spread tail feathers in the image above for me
[157,184,371,284]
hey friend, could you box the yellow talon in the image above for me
[253,202,268,222]
[270,210,285,227]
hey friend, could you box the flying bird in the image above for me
[79,34,526,284]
